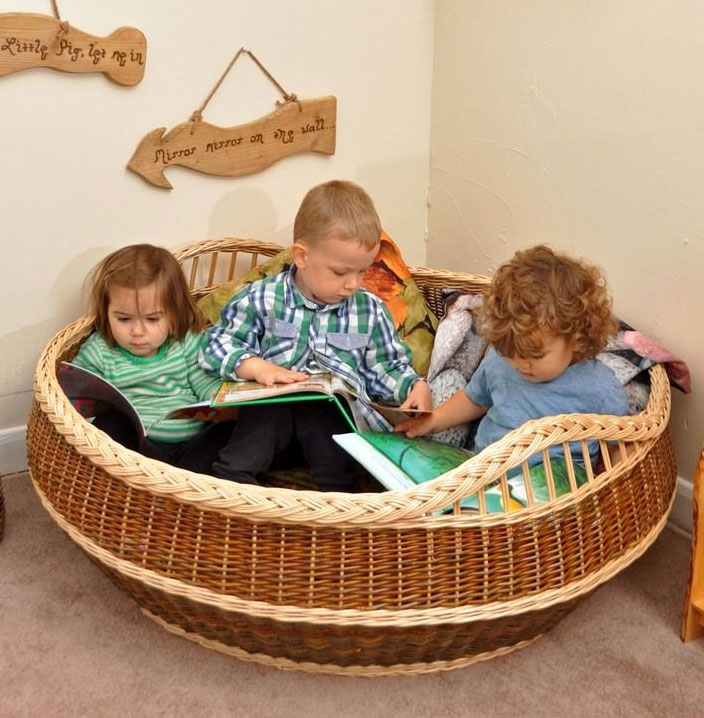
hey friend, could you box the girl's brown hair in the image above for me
[293,180,381,250]
[479,244,617,361]
[87,244,205,346]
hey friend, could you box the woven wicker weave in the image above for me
[27,238,677,676]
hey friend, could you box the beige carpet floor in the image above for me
[1,472,703,718]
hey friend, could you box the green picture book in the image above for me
[333,431,588,512]
[458,459,589,513]
[332,432,472,491]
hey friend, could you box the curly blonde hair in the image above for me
[479,245,617,361]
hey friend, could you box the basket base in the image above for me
[142,609,540,677]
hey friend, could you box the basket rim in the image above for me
[30,238,672,527]
[170,236,497,286]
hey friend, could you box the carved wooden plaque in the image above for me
[128,95,337,189]
[0,13,146,86]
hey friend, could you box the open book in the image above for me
[333,431,589,512]
[58,362,149,442]
[57,362,240,444]
[332,432,471,491]
[170,373,430,429]
[59,363,426,440]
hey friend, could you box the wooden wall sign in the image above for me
[128,47,336,189]
[0,13,146,86]
[128,96,337,189]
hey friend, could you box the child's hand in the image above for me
[237,358,308,386]
[394,413,436,438]
[256,365,309,387]
[396,390,487,438]
[400,379,433,412]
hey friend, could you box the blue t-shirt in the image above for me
[465,348,630,465]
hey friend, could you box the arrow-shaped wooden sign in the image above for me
[127,95,337,189]
[0,13,146,86]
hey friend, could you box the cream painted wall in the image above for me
[0,1,434,433]
[428,0,704,492]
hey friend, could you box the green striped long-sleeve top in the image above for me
[72,331,222,442]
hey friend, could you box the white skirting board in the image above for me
[670,476,694,535]
[0,426,27,475]
[0,424,695,533]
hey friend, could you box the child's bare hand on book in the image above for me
[395,381,434,436]
[396,389,488,438]
[394,413,436,438]
[236,358,309,387]
[400,379,433,412]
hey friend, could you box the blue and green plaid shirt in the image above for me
[199,266,421,430]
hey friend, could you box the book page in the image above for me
[332,433,414,491]
[58,362,146,440]
[328,373,360,399]
[360,432,471,484]
[334,429,471,491]
[370,404,432,427]
[212,374,335,406]
[209,371,422,433]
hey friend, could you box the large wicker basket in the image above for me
[27,238,677,676]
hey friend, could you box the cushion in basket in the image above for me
[197,231,438,376]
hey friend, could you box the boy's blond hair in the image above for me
[293,180,381,250]
[479,244,617,361]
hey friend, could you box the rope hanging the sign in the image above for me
[49,0,69,39]
[189,47,300,129]
[127,47,337,189]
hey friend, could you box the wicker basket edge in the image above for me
[29,238,673,526]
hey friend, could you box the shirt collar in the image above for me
[282,265,349,315]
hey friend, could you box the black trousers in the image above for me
[212,400,356,491]
[92,412,233,475]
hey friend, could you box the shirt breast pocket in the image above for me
[326,332,369,354]
[261,317,300,363]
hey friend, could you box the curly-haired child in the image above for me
[396,244,629,469]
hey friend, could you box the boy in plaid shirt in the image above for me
[200,180,431,490]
